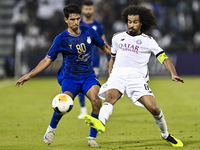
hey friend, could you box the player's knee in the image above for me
[91,96,101,109]
[105,92,118,105]
[149,105,160,115]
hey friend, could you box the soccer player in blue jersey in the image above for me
[15,4,110,147]
[77,0,110,119]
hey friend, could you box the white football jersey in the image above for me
[111,32,163,78]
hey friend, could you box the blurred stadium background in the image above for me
[0,0,200,79]
[1,1,200,149]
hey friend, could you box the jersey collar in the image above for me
[66,29,82,37]
[126,32,142,37]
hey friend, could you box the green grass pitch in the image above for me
[0,76,200,150]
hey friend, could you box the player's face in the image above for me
[82,5,94,18]
[127,15,142,36]
[65,13,81,32]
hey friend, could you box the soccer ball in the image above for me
[52,94,73,115]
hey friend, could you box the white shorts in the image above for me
[98,74,155,107]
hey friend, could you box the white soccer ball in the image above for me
[52,94,73,115]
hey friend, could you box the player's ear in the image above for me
[64,17,68,24]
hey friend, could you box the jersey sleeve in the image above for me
[111,34,118,57]
[150,38,163,55]
[90,28,105,47]
[46,35,62,61]
[150,38,168,64]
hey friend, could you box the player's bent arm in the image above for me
[101,35,107,44]
[15,57,52,87]
[108,56,115,76]
[163,58,184,83]
[99,44,111,55]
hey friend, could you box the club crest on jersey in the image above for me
[136,39,142,45]
[92,25,97,30]
[103,84,108,88]
[87,36,91,44]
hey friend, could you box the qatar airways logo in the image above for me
[118,43,139,54]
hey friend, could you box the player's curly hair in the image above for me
[121,5,157,33]
[63,4,81,18]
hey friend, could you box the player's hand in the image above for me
[172,75,184,83]
[15,74,31,87]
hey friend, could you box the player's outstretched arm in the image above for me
[15,57,52,87]
[163,58,184,83]
[99,44,111,55]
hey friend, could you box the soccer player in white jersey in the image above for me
[84,5,184,147]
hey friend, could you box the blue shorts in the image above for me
[60,75,100,98]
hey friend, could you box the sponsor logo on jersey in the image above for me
[77,53,91,62]
[118,43,139,54]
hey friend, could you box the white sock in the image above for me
[48,125,56,131]
[81,106,87,114]
[98,102,113,125]
[153,110,169,139]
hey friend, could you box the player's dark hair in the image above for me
[82,0,93,6]
[63,4,81,18]
[121,5,157,33]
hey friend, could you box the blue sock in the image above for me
[89,112,98,138]
[49,111,63,129]
[78,93,85,107]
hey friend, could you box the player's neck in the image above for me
[83,16,93,23]
[67,28,81,35]
[127,31,142,36]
